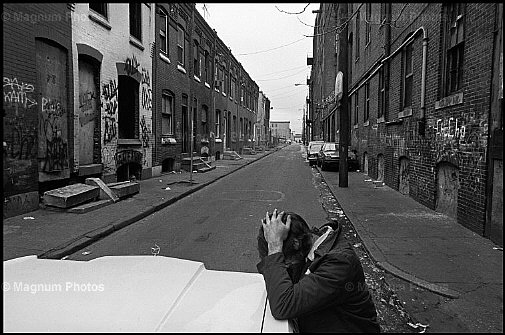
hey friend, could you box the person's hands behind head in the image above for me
[262,209,291,255]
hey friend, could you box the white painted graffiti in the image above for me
[3,77,38,109]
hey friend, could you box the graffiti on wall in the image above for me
[430,112,488,150]
[40,97,68,172]
[5,117,37,160]
[101,79,118,144]
[140,115,151,148]
[141,67,151,111]
[78,90,97,127]
[3,77,38,109]
[124,54,140,76]
[101,146,117,174]
[115,149,143,167]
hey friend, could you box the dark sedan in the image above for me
[318,142,360,171]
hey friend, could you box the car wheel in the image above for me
[321,162,326,171]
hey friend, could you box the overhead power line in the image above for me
[256,68,308,81]
[275,3,311,15]
[236,37,306,56]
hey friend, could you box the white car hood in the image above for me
[3,255,289,332]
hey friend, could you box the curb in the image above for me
[316,166,460,299]
[37,148,281,260]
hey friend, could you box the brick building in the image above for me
[3,3,75,217]
[70,3,155,183]
[4,3,265,217]
[270,121,291,142]
[309,3,503,244]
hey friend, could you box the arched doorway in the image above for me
[399,157,410,195]
[436,162,459,219]
[377,154,384,181]
[363,152,369,175]
[117,162,142,182]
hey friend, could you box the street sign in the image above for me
[335,71,343,101]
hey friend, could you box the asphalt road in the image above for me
[67,144,328,273]
[67,143,416,332]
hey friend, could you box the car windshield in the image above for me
[323,143,338,151]
[309,144,323,152]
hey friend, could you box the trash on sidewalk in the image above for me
[23,217,35,220]
[164,187,171,190]
[353,242,362,248]
[81,251,92,255]
[364,178,373,182]
[159,180,163,182]
[493,247,503,251]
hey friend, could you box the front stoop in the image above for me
[108,181,140,199]
[222,151,243,160]
[43,184,100,209]
[181,156,216,173]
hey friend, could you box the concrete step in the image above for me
[67,199,112,214]
[222,151,243,160]
[241,147,256,155]
[43,183,100,209]
[108,181,140,199]
[197,165,216,173]
[85,177,120,203]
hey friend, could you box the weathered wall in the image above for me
[3,3,74,217]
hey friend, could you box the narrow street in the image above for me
[67,144,414,332]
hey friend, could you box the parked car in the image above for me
[317,142,340,170]
[306,141,324,166]
[3,255,291,332]
[318,142,359,171]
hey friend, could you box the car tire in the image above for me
[321,162,326,171]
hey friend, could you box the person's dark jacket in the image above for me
[257,224,380,333]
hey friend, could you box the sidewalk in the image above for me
[318,168,503,332]
[2,148,280,261]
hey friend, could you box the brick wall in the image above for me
[3,3,74,217]
[345,3,496,236]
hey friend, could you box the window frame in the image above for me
[215,109,221,138]
[442,3,465,96]
[129,3,142,42]
[365,3,371,46]
[354,91,359,125]
[158,7,168,55]
[193,40,201,78]
[364,81,370,121]
[161,92,174,136]
[355,11,360,62]
[177,24,185,67]
[378,67,385,118]
[89,3,108,19]
[402,42,414,109]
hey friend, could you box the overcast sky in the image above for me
[196,3,320,134]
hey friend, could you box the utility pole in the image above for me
[338,3,349,187]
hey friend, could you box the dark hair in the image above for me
[257,211,313,261]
